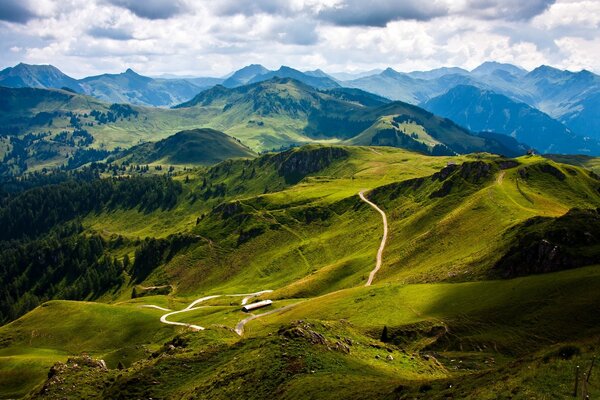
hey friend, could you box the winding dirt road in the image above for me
[359,190,388,286]
[140,191,389,334]
[142,290,273,332]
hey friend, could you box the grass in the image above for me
[246,265,600,355]
[2,145,600,398]
[13,269,599,400]
[0,300,175,398]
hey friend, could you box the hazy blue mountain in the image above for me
[78,68,203,107]
[346,62,600,141]
[471,61,527,77]
[222,64,270,88]
[0,63,82,92]
[522,67,600,114]
[345,68,426,103]
[303,69,335,79]
[407,67,469,80]
[424,85,600,155]
[560,91,600,140]
[345,67,476,104]
[0,63,209,107]
[247,66,340,89]
[185,77,224,87]
[329,69,383,81]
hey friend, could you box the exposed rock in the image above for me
[497,160,520,170]
[278,321,352,354]
[432,163,459,181]
[272,147,349,184]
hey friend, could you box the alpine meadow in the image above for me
[1,1,600,399]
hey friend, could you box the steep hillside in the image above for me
[424,85,600,154]
[116,128,256,165]
[347,102,525,156]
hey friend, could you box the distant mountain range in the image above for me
[424,85,600,154]
[0,63,213,107]
[0,77,527,176]
[343,62,600,144]
[2,61,600,156]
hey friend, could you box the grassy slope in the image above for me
[2,145,600,398]
[369,155,600,284]
[13,266,600,399]
[0,300,175,398]
[114,128,257,166]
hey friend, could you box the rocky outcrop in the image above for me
[39,355,108,397]
[279,321,352,354]
[271,147,349,184]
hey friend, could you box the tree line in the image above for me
[0,174,182,241]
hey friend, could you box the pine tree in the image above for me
[381,326,389,342]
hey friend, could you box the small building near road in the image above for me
[242,300,272,312]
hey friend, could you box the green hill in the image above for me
[1,145,600,398]
[175,77,525,155]
[115,128,257,166]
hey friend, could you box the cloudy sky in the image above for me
[1,0,599,77]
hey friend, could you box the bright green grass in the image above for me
[0,300,176,398]
[246,265,600,355]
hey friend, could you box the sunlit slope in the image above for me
[81,148,600,301]
[11,266,600,400]
[365,156,600,284]
[1,146,600,399]
[0,300,174,398]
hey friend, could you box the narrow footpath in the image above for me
[359,190,389,286]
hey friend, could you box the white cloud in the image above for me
[0,0,598,76]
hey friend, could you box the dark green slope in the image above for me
[347,100,526,156]
[118,128,257,165]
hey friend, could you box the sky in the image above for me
[0,0,599,78]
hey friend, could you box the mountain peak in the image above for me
[472,61,526,76]
[527,65,564,79]
[381,67,400,77]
